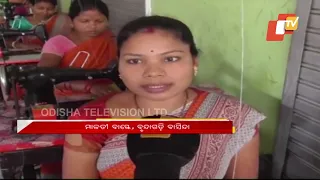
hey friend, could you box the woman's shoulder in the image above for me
[193,86,265,153]
[68,94,111,120]
[43,35,72,48]
[192,86,266,121]
[42,35,75,55]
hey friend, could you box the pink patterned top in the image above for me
[67,88,265,178]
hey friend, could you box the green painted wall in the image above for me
[59,0,71,13]
[152,0,296,154]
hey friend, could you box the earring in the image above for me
[194,67,198,76]
[119,74,122,79]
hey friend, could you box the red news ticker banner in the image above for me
[17,119,235,134]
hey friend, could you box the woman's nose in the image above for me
[88,21,97,28]
[143,64,165,78]
[43,10,49,16]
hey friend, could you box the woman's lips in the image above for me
[141,84,173,93]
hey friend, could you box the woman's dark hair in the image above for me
[68,0,109,20]
[29,0,57,6]
[117,15,199,57]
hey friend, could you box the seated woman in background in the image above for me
[37,0,120,101]
[62,15,265,179]
[8,0,29,16]
[38,1,119,177]
[10,0,71,49]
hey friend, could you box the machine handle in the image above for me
[0,49,40,58]
[8,61,120,85]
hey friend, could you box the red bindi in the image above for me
[142,27,155,33]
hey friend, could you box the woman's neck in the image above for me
[134,89,197,116]
[69,31,91,44]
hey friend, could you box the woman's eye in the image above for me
[127,59,141,64]
[165,57,180,62]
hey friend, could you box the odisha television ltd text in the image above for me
[40,107,168,117]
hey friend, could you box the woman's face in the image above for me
[119,29,198,101]
[72,9,108,38]
[31,1,56,20]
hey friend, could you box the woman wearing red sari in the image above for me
[38,0,120,102]
[62,16,266,179]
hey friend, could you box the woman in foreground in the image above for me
[62,15,265,179]
[37,0,120,102]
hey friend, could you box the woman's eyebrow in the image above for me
[122,53,143,57]
[122,50,184,57]
[160,50,184,55]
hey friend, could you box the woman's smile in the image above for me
[140,83,173,93]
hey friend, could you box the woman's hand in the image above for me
[55,81,120,98]
[89,84,115,97]
[63,134,100,179]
